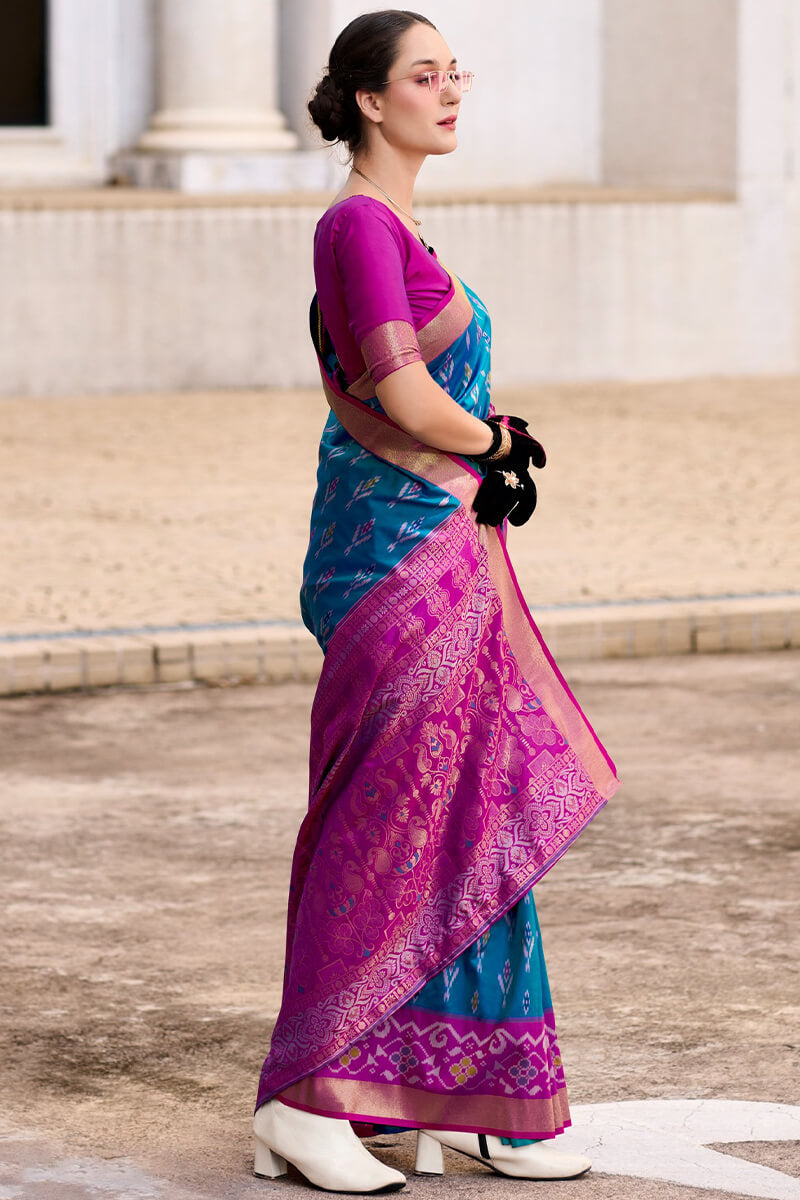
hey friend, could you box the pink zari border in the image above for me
[347,273,473,400]
[255,376,621,1113]
[325,386,619,798]
[278,1085,571,1141]
[278,1003,571,1138]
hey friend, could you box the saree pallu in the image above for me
[256,272,620,1138]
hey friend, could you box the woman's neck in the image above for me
[350,148,424,218]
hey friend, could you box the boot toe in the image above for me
[492,1141,591,1179]
[254,1100,407,1192]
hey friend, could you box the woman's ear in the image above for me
[355,89,384,126]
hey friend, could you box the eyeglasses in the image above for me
[382,69,475,93]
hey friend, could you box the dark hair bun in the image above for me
[309,13,436,153]
[308,74,353,144]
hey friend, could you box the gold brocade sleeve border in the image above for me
[360,320,423,385]
[347,273,474,401]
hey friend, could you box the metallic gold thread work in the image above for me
[417,274,473,361]
[488,424,513,462]
[278,1074,571,1137]
[360,320,422,381]
[346,277,474,400]
[319,381,619,800]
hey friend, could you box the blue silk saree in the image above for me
[255,257,620,1141]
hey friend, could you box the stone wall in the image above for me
[0,0,798,390]
[1,188,797,395]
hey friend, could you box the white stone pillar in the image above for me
[737,0,796,190]
[116,0,339,191]
[138,0,296,152]
[734,0,796,371]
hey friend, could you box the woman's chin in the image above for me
[429,135,459,156]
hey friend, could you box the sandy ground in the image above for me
[1,376,798,637]
[1,652,799,1198]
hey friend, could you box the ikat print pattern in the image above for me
[294,886,567,1138]
[314,1005,565,1102]
[257,503,608,1107]
[257,269,616,1124]
[299,415,458,650]
[300,279,492,653]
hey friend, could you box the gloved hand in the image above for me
[471,415,546,527]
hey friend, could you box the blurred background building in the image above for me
[1,0,798,393]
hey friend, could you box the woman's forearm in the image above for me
[375,361,493,455]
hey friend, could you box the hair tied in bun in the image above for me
[307,11,436,153]
[309,73,349,144]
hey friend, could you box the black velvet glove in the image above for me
[471,416,546,527]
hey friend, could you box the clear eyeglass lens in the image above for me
[429,69,474,92]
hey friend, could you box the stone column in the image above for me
[116,0,336,191]
[138,0,296,152]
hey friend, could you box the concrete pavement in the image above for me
[1,651,798,1198]
[1,377,799,694]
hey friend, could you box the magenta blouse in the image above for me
[313,196,453,388]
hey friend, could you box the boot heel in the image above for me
[253,1136,288,1179]
[415,1131,444,1175]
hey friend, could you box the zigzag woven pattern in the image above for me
[257,507,608,1106]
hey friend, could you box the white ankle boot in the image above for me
[415,1129,591,1179]
[253,1099,406,1192]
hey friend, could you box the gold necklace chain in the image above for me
[351,166,422,227]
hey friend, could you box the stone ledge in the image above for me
[1,595,797,697]
[537,595,800,661]
[0,624,322,696]
[0,184,738,212]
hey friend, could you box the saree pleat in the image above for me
[277,887,568,1141]
[255,272,620,1141]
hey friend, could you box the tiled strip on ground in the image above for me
[1,593,798,697]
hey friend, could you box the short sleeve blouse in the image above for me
[313,196,452,387]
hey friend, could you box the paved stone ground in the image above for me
[1,377,798,637]
[1,651,798,1198]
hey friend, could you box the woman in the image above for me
[253,11,619,1193]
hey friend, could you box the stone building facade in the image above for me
[0,0,798,392]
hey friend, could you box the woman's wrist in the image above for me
[485,421,512,461]
[474,420,498,456]
[471,417,510,461]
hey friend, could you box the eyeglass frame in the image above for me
[380,68,475,93]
